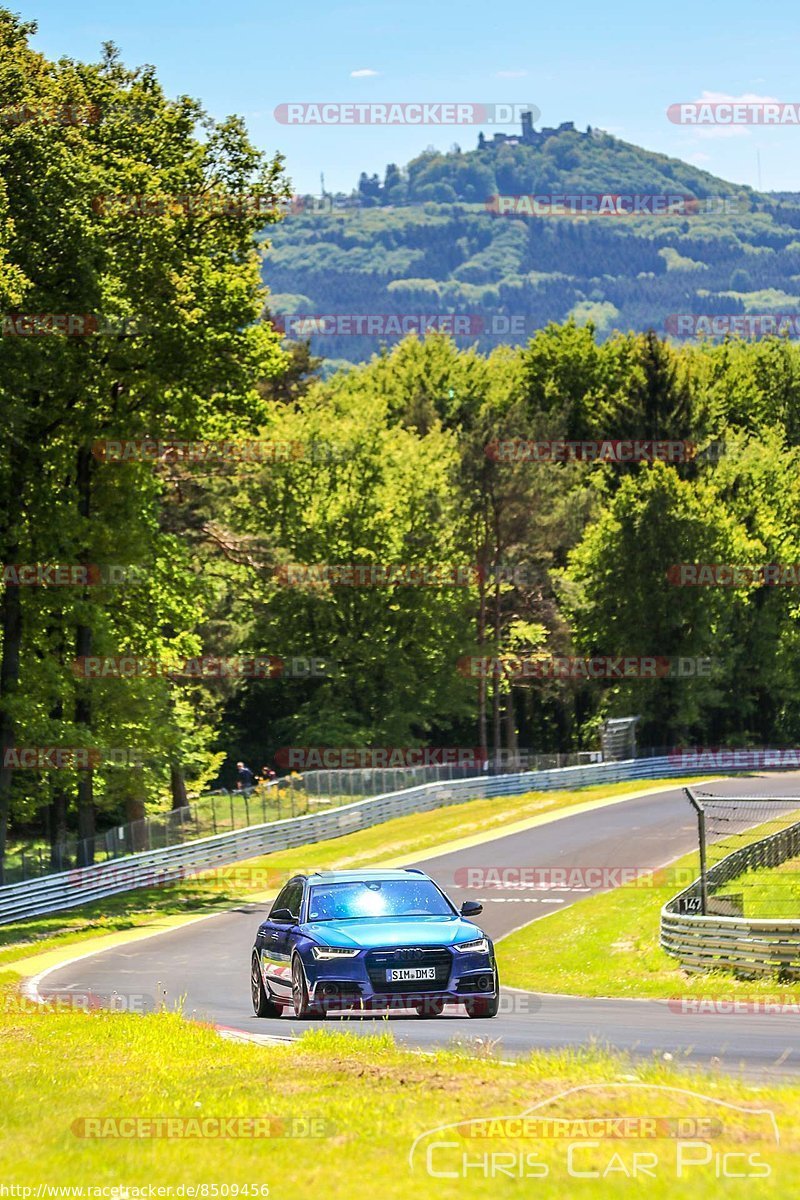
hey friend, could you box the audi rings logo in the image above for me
[396,948,424,961]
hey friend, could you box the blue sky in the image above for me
[21,0,800,193]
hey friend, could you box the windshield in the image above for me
[307,879,454,921]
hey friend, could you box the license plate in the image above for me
[386,967,436,982]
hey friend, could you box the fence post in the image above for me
[230,791,235,831]
[686,787,708,915]
[211,794,218,835]
[244,789,250,827]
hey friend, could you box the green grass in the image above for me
[734,856,800,918]
[497,842,800,999]
[0,776,714,968]
[0,982,797,1196]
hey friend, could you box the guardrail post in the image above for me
[229,791,235,831]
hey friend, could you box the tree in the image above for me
[564,462,757,746]
[0,9,289,873]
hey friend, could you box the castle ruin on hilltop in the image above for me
[478,113,591,150]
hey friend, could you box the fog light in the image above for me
[476,974,492,992]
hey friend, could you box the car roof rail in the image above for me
[403,867,426,875]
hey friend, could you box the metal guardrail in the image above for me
[661,817,800,978]
[0,754,702,925]
[4,751,613,886]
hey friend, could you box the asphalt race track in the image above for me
[37,775,800,1077]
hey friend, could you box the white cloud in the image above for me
[687,151,711,163]
[687,90,779,138]
[350,68,379,78]
[496,69,528,78]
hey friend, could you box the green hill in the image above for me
[261,122,800,367]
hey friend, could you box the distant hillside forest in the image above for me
[263,124,800,368]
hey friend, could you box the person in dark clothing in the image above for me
[236,761,255,789]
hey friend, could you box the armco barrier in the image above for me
[661,818,800,978]
[1,754,699,924]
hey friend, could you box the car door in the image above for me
[258,879,304,1000]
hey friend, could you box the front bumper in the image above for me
[306,945,496,1009]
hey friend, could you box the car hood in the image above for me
[302,915,484,949]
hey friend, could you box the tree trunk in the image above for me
[50,785,69,870]
[492,560,502,770]
[0,441,25,884]
[74,446,95,866]
[504,689,518,770]
[170,764,188,810]
[477,554,488,761]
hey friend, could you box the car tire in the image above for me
[251,952,283,1018]
[414,998,445,1018]
[464,968,500,1018]
[292,954,325,1019]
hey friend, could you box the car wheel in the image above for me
[464,968,500,1018]
[292,954,325,1019]
[414,998,445,1018]
[251,953,283,1018]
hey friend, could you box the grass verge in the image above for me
[0,776,714,970]
[497,843,800,999]
[0,986,795,1196]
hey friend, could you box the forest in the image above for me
[2,8,800,872]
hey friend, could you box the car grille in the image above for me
[365,946,452,993]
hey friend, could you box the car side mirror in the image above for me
[460,900,483,917]
[271,908,295,923]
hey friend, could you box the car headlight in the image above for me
[310,945,361,960]
[454,937,490,954]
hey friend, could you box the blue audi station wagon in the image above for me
[251,868,499,1018]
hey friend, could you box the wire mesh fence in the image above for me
[684,787,800,918]
[0,743,715,886]
[3,750,612,884]
[2,779,311,885]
